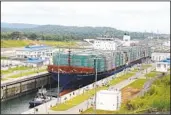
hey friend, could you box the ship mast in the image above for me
[68,41,71,67]
[68,48,71,66]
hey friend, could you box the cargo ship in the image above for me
[47,35,151,95]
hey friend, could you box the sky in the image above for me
[1,2,170,34]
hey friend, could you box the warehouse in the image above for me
[151,52,170,62]
[24,58,50,67]
[15,45,54,60]
[156,58,170,72]
[93,38,118,50]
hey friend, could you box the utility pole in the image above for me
[94,58,98,114]
[57,49,60,104]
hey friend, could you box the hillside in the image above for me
[1,22,39,29]
[2,22,167,40]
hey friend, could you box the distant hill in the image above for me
[1,22,169,40]
[1,22,39,29]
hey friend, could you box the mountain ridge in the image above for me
[1,22,169,40]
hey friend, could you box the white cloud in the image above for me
[1,2,170,34]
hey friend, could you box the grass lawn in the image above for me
[81,106,148,114]
[131,69,139,73]
[1,68,47,81]
[1,39,77,48]
[145,71,158,78]
[109,72,135,86]
[39,40,77,47]
[1,56,8,59]
[1,66,32,75]
[141,64,152,69]
[51,72,135,111]
[1,78,9,81]
[123,79,147,89]
[3,68,47,79]
[81,107,118,114]
[82,74,170,114]
[51,86,108,111]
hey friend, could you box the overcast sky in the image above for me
[1,2,170,34]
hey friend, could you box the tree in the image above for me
[11,31,23,40]
[29,33,38,40]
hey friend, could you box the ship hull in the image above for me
[49,57,149,93]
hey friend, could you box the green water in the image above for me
[1,91,36,114]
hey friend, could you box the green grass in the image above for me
[145,71,158,78]
[1,78,9,81]
[51,86,108,111]
[1,39,30,48]
[1,39,77,48]
[81,108,117,114]
[1,68,47,80]
[1,56,8,59]
[142,64,152,69]
[123,79,147,89]
[51,72,135,111]
[109,72,135,86]
[131,69,139,73]
[82,74,170,114]
[39,40,77,47]
[1,66,32,75]
[9,68,47,78]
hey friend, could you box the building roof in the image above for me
[17,45,52,51]
[26,58,44,63]
[159,58,170,64]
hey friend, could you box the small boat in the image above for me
[29,86,51,108]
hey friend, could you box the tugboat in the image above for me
[29,86,51,108]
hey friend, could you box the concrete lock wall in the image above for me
[1,75,50,101]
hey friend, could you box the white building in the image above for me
[15,45,55,60]
[163,41,170,47]
[122,34,131,47]
[96,90,121,111]
[151,52,170,62]
[93,38,118,50]
[84,34,139,51]
[24,58,50,67]
[156,61,169,72]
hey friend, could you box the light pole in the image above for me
[94,58,98,114]
[57,48,60,104]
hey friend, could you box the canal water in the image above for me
[1,84,60,114]
[1,91,37,114]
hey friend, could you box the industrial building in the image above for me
[151,52,170,62]
[156,58,170,72]
[84,34,133,50]
[24,58,50,67]
[15,45,55,60]
[163,40,170,47]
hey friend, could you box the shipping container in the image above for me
[52,46,151,72]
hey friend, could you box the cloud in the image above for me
[1,2,170,34]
